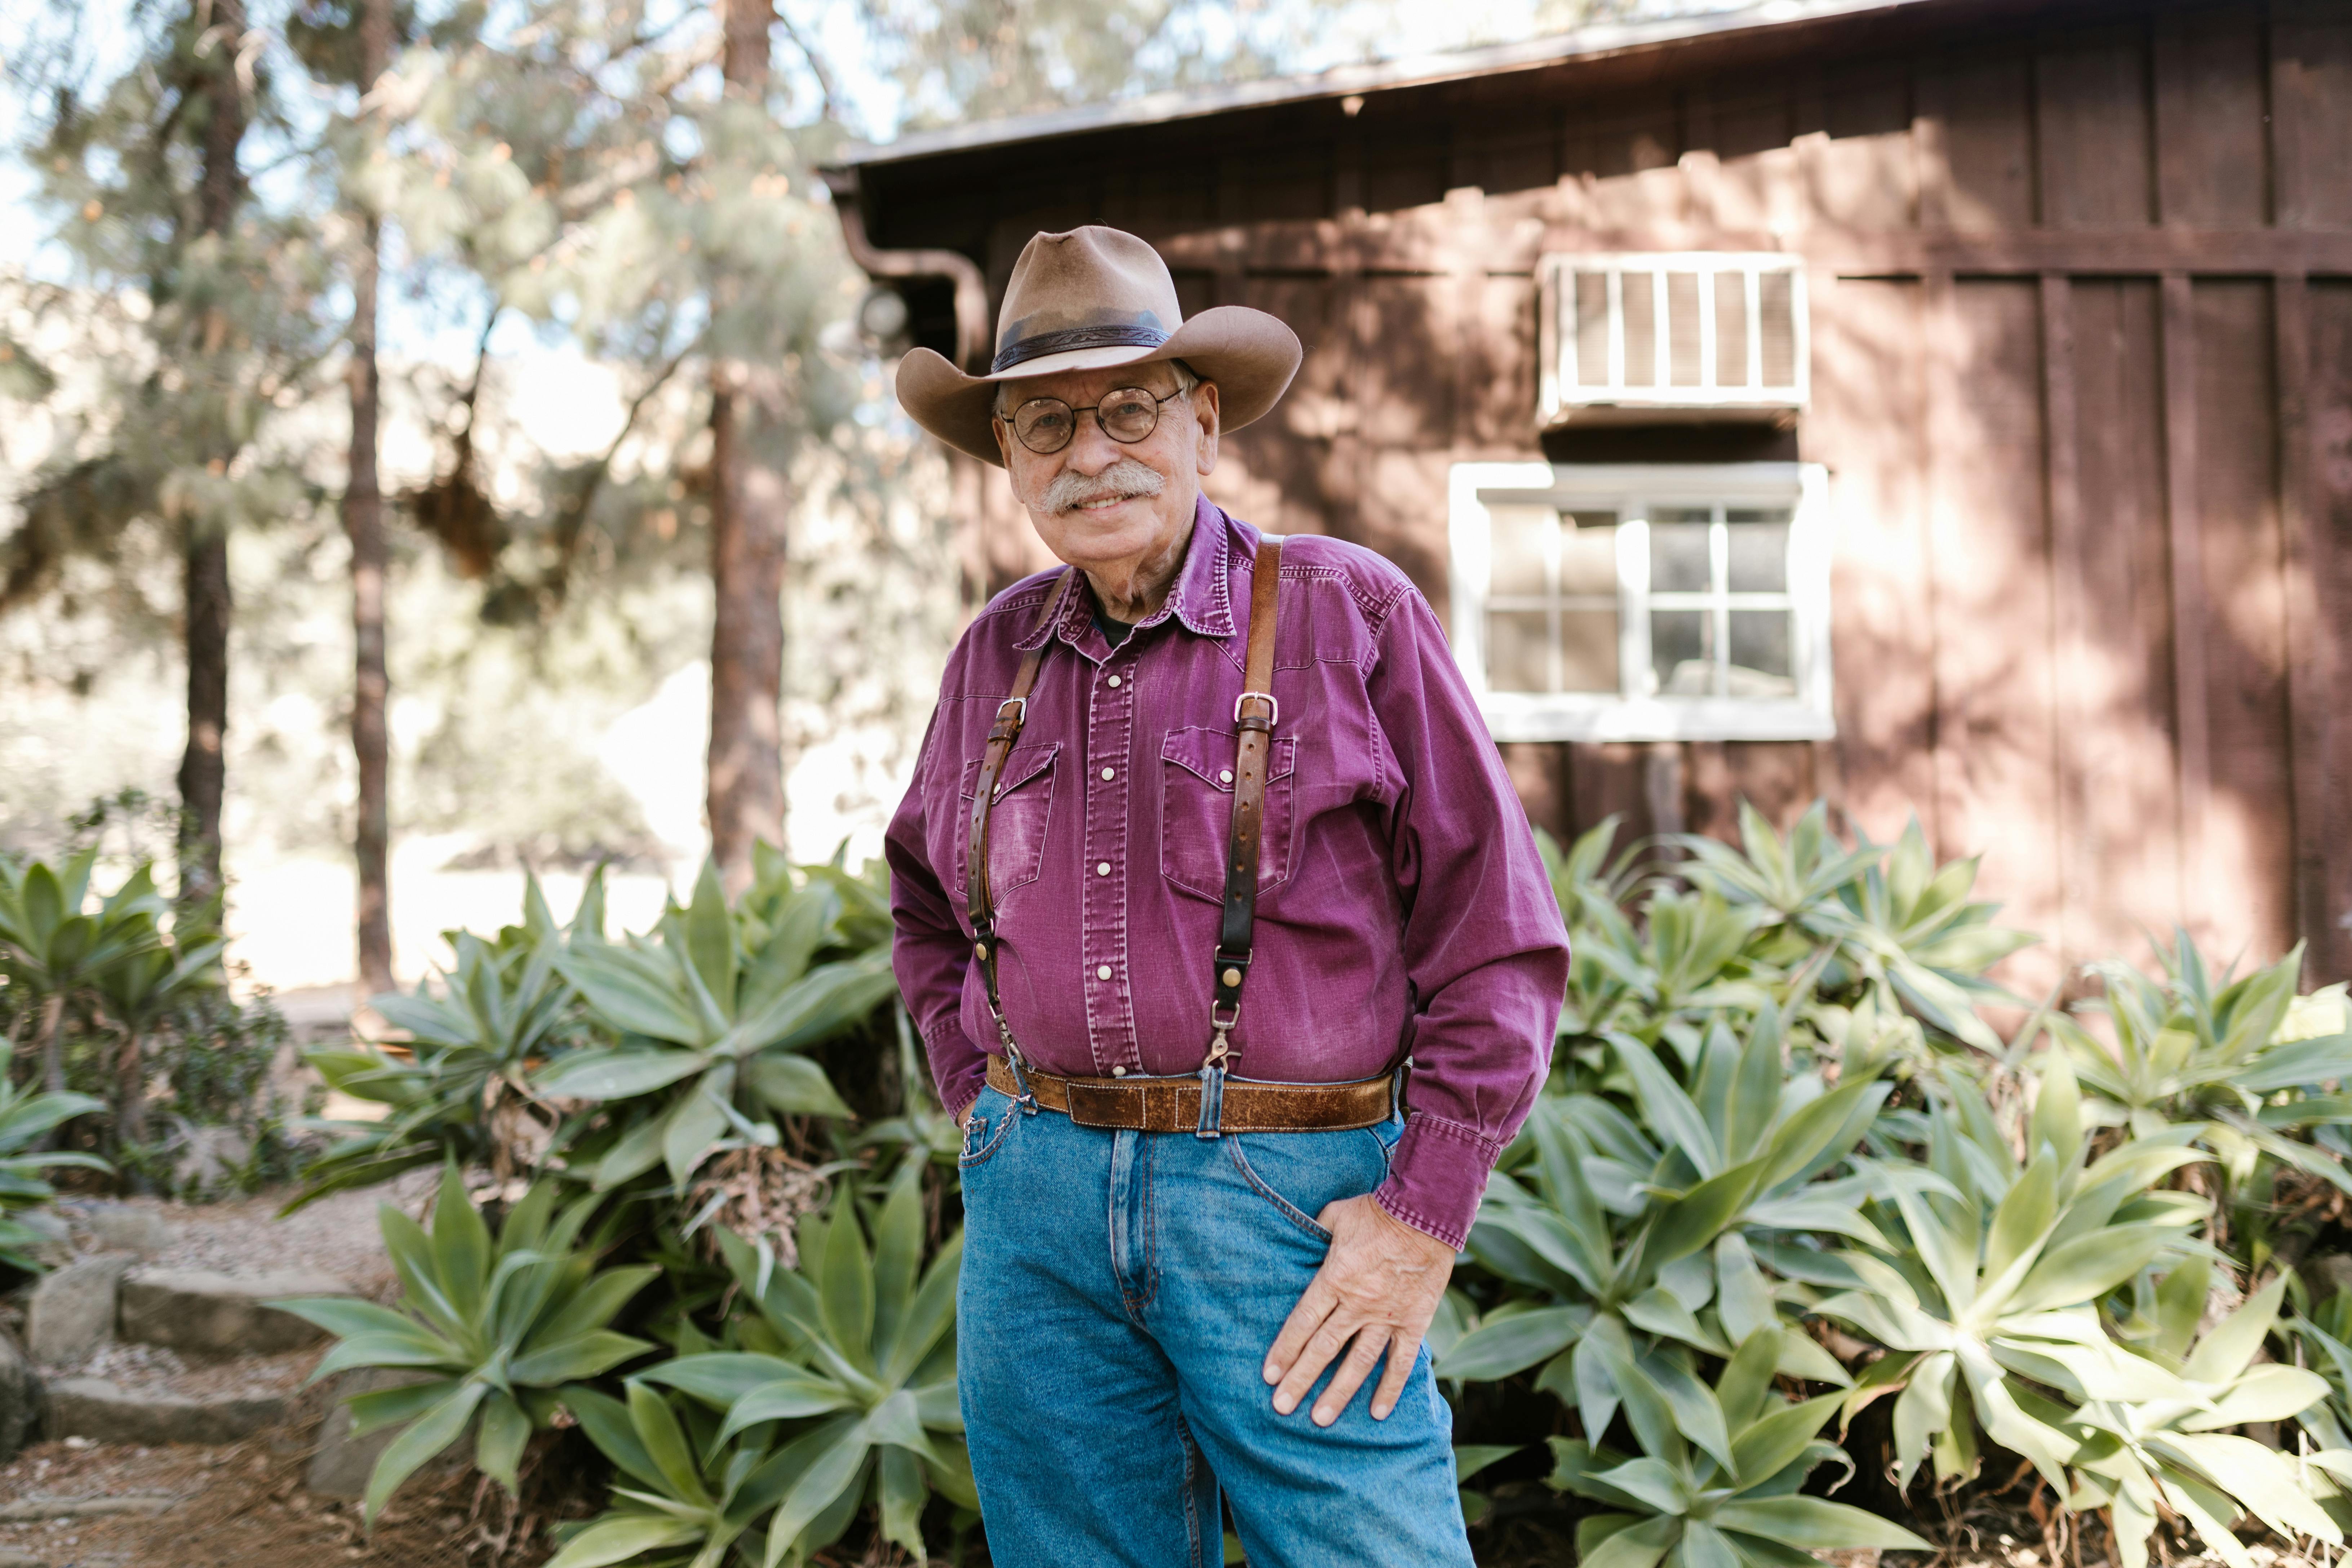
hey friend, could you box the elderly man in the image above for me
[884,226,1569,1567]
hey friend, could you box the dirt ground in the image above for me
[0,1435,557,1568]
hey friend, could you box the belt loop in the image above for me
[1390,1055,1412,1123]
[1196,1058,1228,1139]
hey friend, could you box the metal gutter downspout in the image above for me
[823,170,991,372]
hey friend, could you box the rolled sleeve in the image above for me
[1362,590,1571,1249]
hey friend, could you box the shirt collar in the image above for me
[1010,492,1239,652]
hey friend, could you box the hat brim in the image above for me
[895,306,1304,467]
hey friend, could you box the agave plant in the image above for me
[1813,1057,2208,1489]
[546,1382,851,1568]
[2061,1265,2338,1568]
[0,1039,112,1271]
[294,875,595,1209]
[1546,1324,1933,1568]
[273,1166,657,1522]
[0,849,167,1095]
[1439,1008,1880,1420]
[538,860,892,1190]
[2066,940,2352,1198]
[87,889,226,1147]
[634,1157,974,1565]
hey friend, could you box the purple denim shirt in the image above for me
[884,497,1570,1248]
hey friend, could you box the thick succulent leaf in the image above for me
[2150,1432,2344,1544]
[508,1330,653,1386]
[1583,1515,1683,1568]
[2026,1052,2082,1160]
[534,1048,707,1101]
[627,1381,714,1507]
[2004,1224,2174,1316]
[2183,1275,2286,1385]
[760,1417,873,1568]
[682,861,738,1021]
[1437,1306,1586,1381]
[544,1515,707,1568]
[1715,1329,1785,1432]
[1612,1034,1721,1177]
[475,1391,532,1493]
[661,1068,734,1186]
[877,1444,928,1561]
[882,1231,964,1386]
[1589,1456,1687,1515]
[535,1266,660,1348]
[1730,1394,1841,1488]
[555,945,707,1046]
[311,1331,462,1383]
[1625,1287,1727,1355]
[346,1377,463,1439]
[2179,1363,2327,1430]
[1646,1161,1762,1270]
[715,1376,862,1442]
[269,1296,433,1344]
[638,1353,806,1410]
[744,1053,855,1118]
[818,1201,878,1371]
[364,1379,488,1526]
[1713,1236,1777,1345]
[561,1385,667,1489]
[1710,1497,1932,1551]
[1643,1353,1735,1475]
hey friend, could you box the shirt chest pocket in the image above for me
[955,743,1060,906]
[1159,727,1297,902]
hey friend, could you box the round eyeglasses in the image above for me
[1002,385,1188,456]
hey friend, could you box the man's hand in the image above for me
[1262,1194,1456,1426]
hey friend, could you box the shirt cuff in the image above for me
[922,1016,988,1124]
[1371,1113,1504,1252]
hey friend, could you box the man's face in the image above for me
[990,363,1222,591]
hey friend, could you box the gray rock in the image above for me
[43,1376,286,1446]
[306,1368,463,1500]
[118,1267,356,1358]
[168,1123,254,1198]
[0,1325,37,1462]
[26,1251,136,1365]
[86,1204,174,1257]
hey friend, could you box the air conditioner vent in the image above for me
[1539,253,1808,424]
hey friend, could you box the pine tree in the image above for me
[8,0,330,906]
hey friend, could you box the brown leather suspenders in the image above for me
[967,566,1079,1093]
[965,538,1284,1138]
[1199,535,1283,1135]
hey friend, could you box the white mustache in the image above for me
[1043,459,1164,514]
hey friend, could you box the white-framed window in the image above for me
[1447,462,1834,743]
[1538,253,1809,422]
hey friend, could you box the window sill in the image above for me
[1477,694,1836,744]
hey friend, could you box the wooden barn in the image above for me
[822,0,2352,988]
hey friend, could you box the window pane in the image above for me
[1574,271,1610,387]
[1488,505,1554,597]
[1487,610,1553,693]
[1651,609,1710,695]
[1621,270,1656,387]
[1559,609,1619,693]
[1728,610,1796,696]
[1649,519,1711,593]
[1559,515,1619,595]
[1725,516,1790,592]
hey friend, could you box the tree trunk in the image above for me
[39,992,66,1099]
[705,0,789,892]
[176,0,248,906]
[117,1025,147,1147]
[348,0,395,995]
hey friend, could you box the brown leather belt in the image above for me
[985,1056,1392,1133]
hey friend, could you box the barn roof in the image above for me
[832,0,1956,170]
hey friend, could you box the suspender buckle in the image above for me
[996,695,1029,725]
[1196,1027,1235,1140]
[1232,692,1279,729]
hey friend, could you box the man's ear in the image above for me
[989,406,1013,467]
[1192,380,1221,477]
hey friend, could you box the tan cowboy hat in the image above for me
[895,226,1303,467]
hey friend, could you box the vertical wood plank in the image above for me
[2312,281,2352,978]
[2161,272,2212,934]
[2269,0,2309,228]
[1913,63,1952,231]
[1922,269,1959,854]
[2042,274,2089,973]
[2275,273,2331,977]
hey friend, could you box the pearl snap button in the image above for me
[1107,675,1121,687]
[1220,769,1234,783]
[1096,862,1111,875]
[1100,767,1115,781]
[1096,964,1113,980]
[1111,1065,1127,1076]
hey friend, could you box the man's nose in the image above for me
[1063,409,1125,471]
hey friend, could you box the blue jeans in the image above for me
[955,1083,1475,1568]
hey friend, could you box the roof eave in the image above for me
[830,0,1949,170]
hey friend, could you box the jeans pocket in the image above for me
[958,1087,1019,1170]
[1225,1126,1393,1242]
